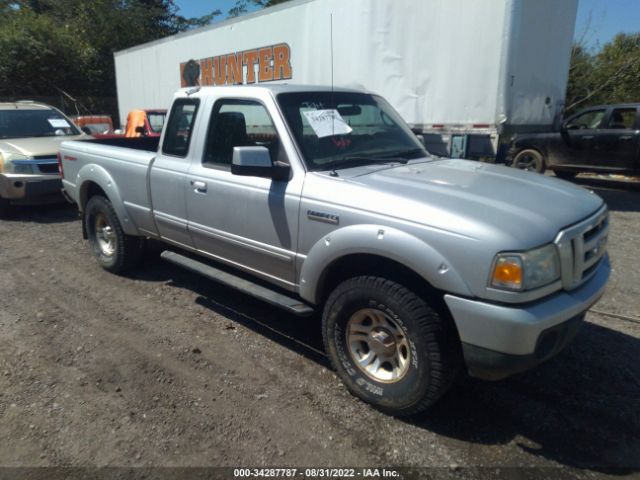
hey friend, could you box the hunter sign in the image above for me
[180,43,293,87]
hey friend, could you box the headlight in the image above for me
[490,244,560,291]
[0,152,34,174]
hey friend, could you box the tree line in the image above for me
[0,0,287,118]
[565,32,640,113]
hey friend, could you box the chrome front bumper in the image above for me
[0,173,62,200]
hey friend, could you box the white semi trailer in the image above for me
[114,0,578,159]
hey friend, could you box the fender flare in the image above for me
[298,224,473,304]
[76,163,140,236]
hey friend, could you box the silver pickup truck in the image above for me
[60,85,610,416]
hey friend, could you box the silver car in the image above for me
[60,85,610,415]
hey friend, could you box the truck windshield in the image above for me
[277,92,427,171]
[0,109,80,139]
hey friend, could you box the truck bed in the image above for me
[81,136,160,152]
[60,137,160,237]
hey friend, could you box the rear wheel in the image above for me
[322,276,460,416]
[85,195,142,273]
[513,149,545,174]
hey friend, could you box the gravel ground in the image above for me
[0,176,638,479]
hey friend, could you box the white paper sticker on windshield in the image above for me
[303,109,352,138]
[48,118,70,128]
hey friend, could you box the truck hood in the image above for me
[0,135,86,157]
[332,158,604,248]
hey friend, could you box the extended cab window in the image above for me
[204,99,280,167]
[606,108,636,129]
[162,99,199,157]
[566,109,605,130]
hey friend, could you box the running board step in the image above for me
[160,250,314,316]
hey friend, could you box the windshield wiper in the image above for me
[320,156,392,172]
[377,148,427,160]
[319,155,412,177]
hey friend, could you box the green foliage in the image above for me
[0,8,94,97]
[0,0,220,103]
[228,0,291,18]
[566,33,640,112]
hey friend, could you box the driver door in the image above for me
[553,108,606,167]
[185,98,301,289]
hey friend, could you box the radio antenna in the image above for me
[330,13,335,94]
[330,13,335,138]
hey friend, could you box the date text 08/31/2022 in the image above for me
[233,468,400,478]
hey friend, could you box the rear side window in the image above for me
[606,108,636,129]
[162,99,200,157]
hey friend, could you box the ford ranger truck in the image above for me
[59,85,610,416]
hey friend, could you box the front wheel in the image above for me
[85,195,142,273]
[512,149,546,173]
[322,276,460,416]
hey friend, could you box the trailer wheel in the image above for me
[85,195,142,273]
[322,276,459,416]
[513,149,545,174]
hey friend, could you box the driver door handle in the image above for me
[191,180,207,192]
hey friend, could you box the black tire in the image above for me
[322,276,460,416]
[84,195,142,273]
[554,170,577,181]
[512,149,546,174]
[0,196,10,219]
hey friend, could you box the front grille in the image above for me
[36,163,58,173]
[555,206,608,290]
[32,156,59,174]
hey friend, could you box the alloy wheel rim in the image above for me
[516,154,537,171]
[346,308,411,383]
[95,213,116,256]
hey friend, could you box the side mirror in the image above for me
[81,126,92,135]
[135,125,145,135]
[231,146,290,181]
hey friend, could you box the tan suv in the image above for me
[0,101,85,217]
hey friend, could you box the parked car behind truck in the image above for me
[122,109,166,137]
[508,103,640,178]
[60,85,610,415]
[90,109,167,139]
[74,115,115,136]
[0,101,85,217]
